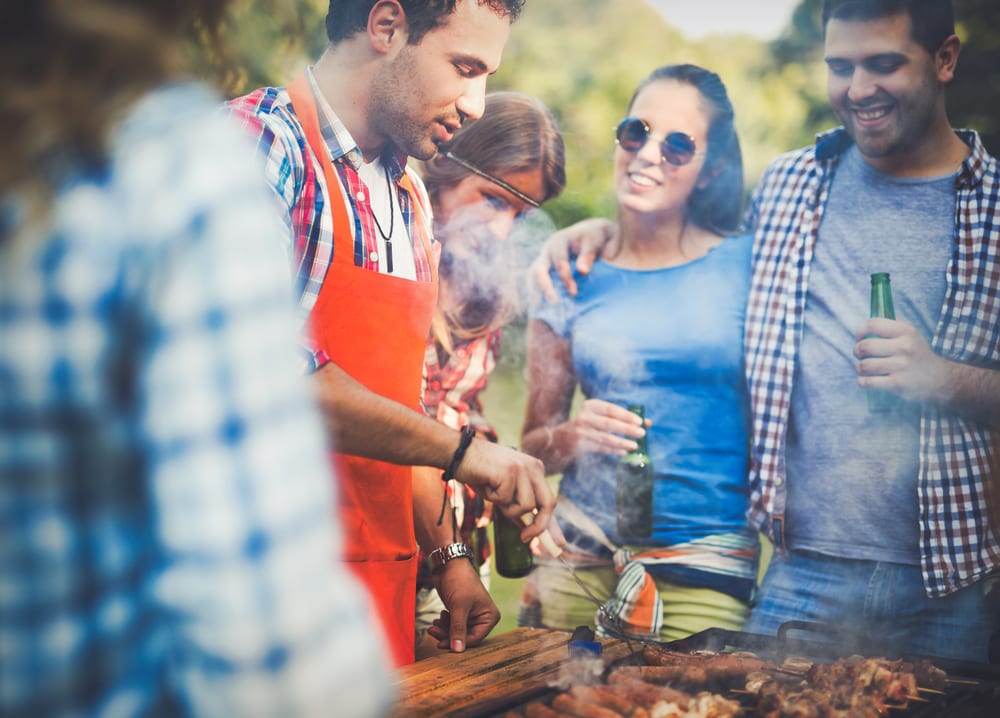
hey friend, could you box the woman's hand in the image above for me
[560,398,647,458]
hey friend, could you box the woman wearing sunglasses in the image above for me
[519,64,758,641]
[411,92,566,657]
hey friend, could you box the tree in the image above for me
[951,0,1000,154]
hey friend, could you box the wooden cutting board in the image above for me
[391,627,633,717]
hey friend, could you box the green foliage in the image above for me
[485,0,838,226]
[190,0,328,96]
[951,0,1000,154]
[199,0,1000,215]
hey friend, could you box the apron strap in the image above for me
[287,74,355,266]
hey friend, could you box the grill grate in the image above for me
[482,623,1000,717]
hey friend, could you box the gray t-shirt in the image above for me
[784,146,953,565]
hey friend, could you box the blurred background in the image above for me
[189,0,1000,633]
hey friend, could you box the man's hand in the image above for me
[854,317,948,402]
[425,557,499,652]
[529,218,617,304]
[454,441,564,545]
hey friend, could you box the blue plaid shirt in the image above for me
[0,83,392,717]
[745,128,1000,598]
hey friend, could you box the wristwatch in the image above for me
[427,542,474,574]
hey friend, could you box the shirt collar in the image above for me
[304,66,408,181]
[953,129,990,190]
[813,127,853,163]
[813,125,990,190]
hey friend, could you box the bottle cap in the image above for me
[568,625,602,658]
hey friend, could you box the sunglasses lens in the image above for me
[615,118,648,152]
[662,132,697,166]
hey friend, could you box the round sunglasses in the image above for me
[614,117,704,167]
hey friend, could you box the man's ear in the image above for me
[935,34,961,84]
[368,0,408,54]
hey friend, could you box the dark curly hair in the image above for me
[325,0,525,45]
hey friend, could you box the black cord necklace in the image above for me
[370,164,396,273]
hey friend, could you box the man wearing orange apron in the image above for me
[287,75,438,667]
[227,1,560,667]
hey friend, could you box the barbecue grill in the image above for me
[466,622,1000,718]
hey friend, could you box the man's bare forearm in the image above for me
[938,359,1000,427]
[312,362,458,468]
[412,465,453,552]
[314,362,560,539]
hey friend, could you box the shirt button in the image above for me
[356,191,366,202]
[774,477,784,486]
[369,250,379,263]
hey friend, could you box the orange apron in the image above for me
[288,76,438,667]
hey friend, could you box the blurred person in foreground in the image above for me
[531,0,1000,661]
[412,91,566,656]
[0,2,392,717]
[520,64,759,643]
[226,0,561,666]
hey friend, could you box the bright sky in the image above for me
[646,0,801,40]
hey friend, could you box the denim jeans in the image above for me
[745,549,1000,661]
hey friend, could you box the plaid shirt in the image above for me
[0,83,390,717]
[421,330,501,440]
[226,69,435,373]
[745,127,1000,598]
[416,329,501,589]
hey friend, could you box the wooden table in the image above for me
[391,627,633,717]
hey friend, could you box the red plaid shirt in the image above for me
[226,70,435,372]
[745,128,1000,597]
[415,330,502,588]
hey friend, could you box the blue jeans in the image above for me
[745,550,1000,661]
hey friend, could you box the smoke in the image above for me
[435,202,558,340]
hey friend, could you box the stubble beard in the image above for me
[840,77,940,163]
[369,52,438,161]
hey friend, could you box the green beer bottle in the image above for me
[493,508,533,578]
[867,272,897,413]
[616,405,653,538]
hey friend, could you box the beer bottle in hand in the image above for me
[616,405,653,538]
[867,272,896,413]
[493,508,533,578]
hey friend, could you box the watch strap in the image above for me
[427,542,474,574]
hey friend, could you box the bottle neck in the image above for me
[870,280,895,319]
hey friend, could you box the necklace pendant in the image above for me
[385,239,394,273]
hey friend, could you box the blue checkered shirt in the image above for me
[744,127,1000,598]
[0,83,392,717]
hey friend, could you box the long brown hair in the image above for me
[420,91,566,354]
[0,1,230,207]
